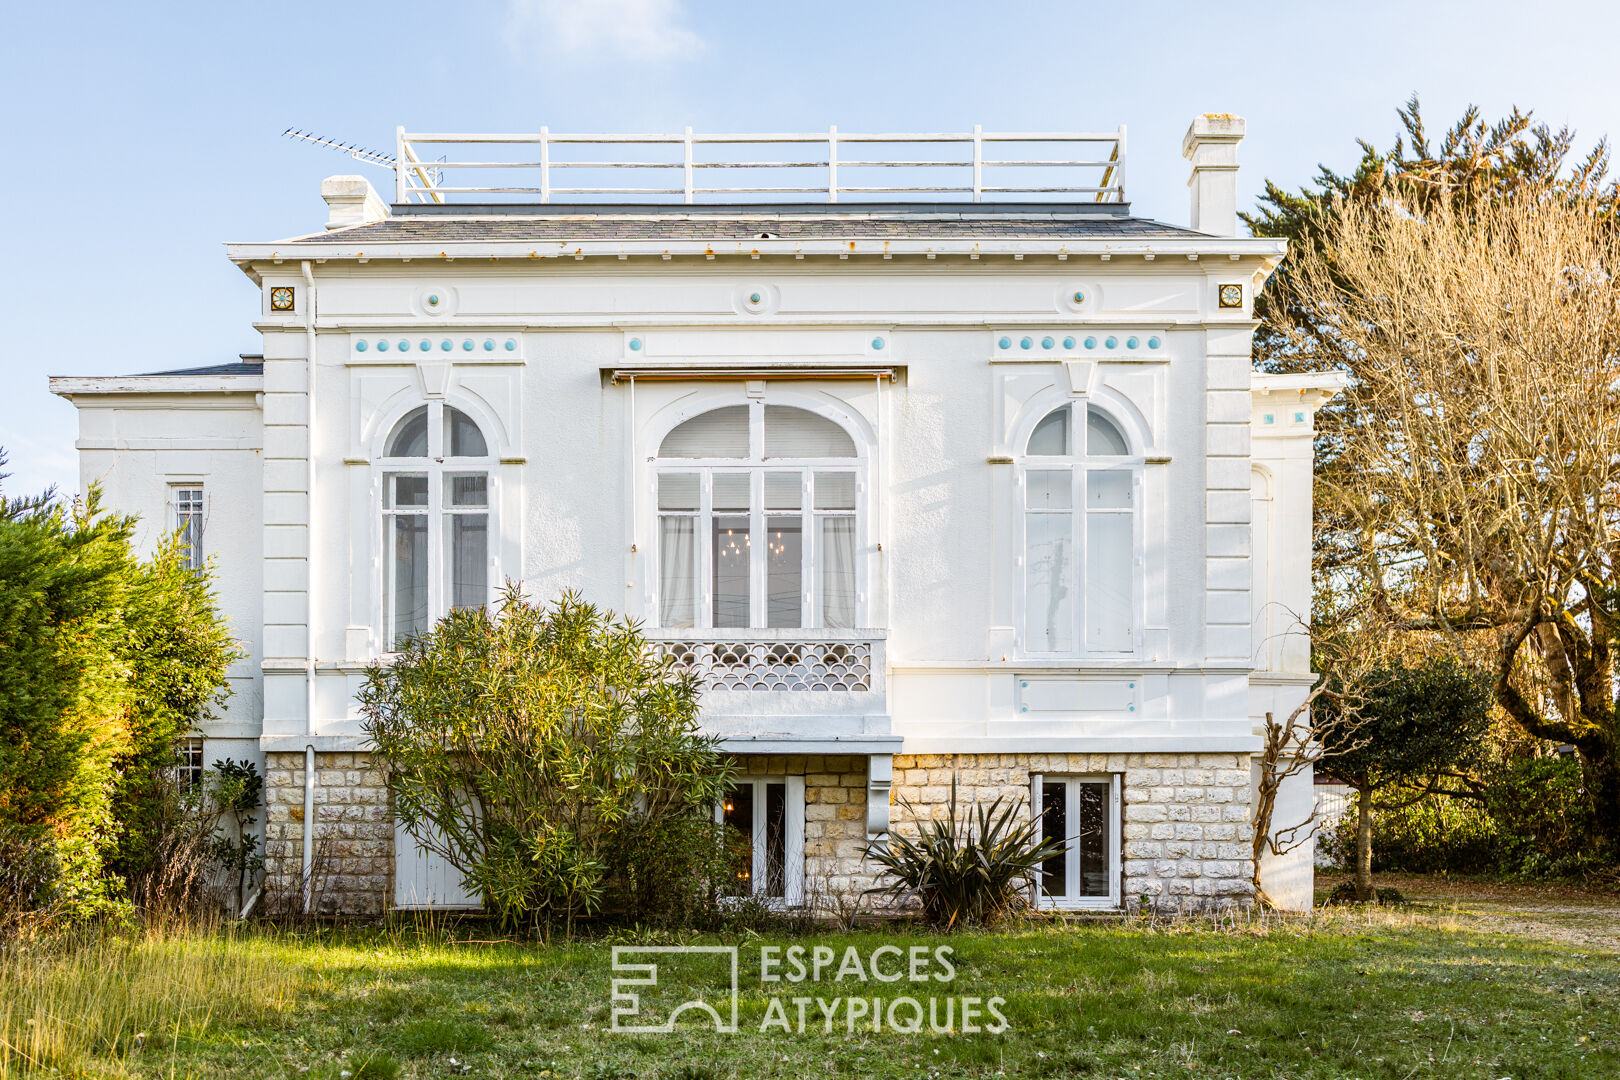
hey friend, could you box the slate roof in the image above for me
[124,360,264,377]
[296,204,1207,244]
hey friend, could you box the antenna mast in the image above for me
[282,129,396,170]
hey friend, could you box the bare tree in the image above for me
[1249,614,1382,907]
[1277,189,1620,851]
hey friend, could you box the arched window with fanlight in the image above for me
[1020,403,1139,654]
[379,403,495,649]
[654,402,861,630]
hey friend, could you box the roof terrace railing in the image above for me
[394,125,1126,205]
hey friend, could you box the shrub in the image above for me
[106,535,241,890]
[360,587,733,936]
[0,480,135,924]
[1484,757,1601,876]
[1326,756,1609,880]
[865,779,1062,929]
[1347,797,1499,875]
[0,459,237,930]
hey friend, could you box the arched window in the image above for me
[380,404,494,648]
[655,402,860,630]
[1021,403,1138,654]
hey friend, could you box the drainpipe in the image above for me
[302,743,315,912]
[300,260,319,913]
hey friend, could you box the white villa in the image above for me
[51,115,1339,915]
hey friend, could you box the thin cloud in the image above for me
[508,0,704,61]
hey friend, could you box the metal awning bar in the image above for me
[394,125,1126,206]
[607,365,902,383]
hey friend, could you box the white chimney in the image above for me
[321,175,390,230]
[1181,115,1245,236]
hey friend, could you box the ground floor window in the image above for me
[176,736,205,792]
[718,775,805,904]
[1034,774,1120,907]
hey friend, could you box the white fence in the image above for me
[394,126,1126,205]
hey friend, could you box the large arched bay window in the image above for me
[656,403,860,630]
[380,403,494,648]
[1021,403,1139,654]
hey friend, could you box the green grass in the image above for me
[5,882,1618,1078]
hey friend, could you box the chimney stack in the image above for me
[1181,115,1245,236]
[321,175,389,230]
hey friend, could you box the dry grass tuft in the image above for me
[0,924,295,1078]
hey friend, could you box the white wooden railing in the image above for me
[394,126,1125,205]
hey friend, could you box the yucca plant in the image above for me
[864,779,1064,929]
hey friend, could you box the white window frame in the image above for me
[170,485,205,571]
[653,401,865,631]
[715,775,806,906]
[176,736,205,792]
[1031,772,1121,909]
[1015,403,1143,657]
[375,401,499,651]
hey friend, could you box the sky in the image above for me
[4,0,1618,499]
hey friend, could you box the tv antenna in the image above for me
[282,129,396,170]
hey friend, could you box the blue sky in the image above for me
[4,0,1618,499]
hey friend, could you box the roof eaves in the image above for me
[226,236,1286,262]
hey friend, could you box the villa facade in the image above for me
[51,115,1339,915]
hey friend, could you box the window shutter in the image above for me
[764,406,856,458]
[660,406,750,458]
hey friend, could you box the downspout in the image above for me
[300,260,319,913]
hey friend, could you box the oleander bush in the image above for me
[360,586,735,936]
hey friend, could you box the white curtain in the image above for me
[1085,512,1131,651]
[819,517,857,628]
[659,516,696,627]
[447,513,488,611]
[1025,512,1074,652]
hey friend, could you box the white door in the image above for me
[393,820,481,909]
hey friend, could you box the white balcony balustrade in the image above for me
[645,630,893,752]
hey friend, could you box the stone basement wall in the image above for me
[262,751,393,917]
[889,752,1255,910]
[732,755,873,901]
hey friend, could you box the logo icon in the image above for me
[610,946,739,1034]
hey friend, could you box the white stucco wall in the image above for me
[58,387,264,741]
[53,190,1343,909]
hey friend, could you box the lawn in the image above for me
[3,878,1617,1079]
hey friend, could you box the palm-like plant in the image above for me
[864,779,1065,929]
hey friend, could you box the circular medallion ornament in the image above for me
[414,285,458,317]
[736,284,778,315]
[1058,282,1096,314]
[269,286,295,312]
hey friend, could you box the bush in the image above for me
[1484,757,1601,876]
[107,536,242,890]
[127,759,266,917]
[0,481,135,924]
[1347,797,1499,875]
[1328,756,1609,880]
[360,587,734,935]
[0,460,238,931]
[1324,881,1406,906]
[865,779,1062,929]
